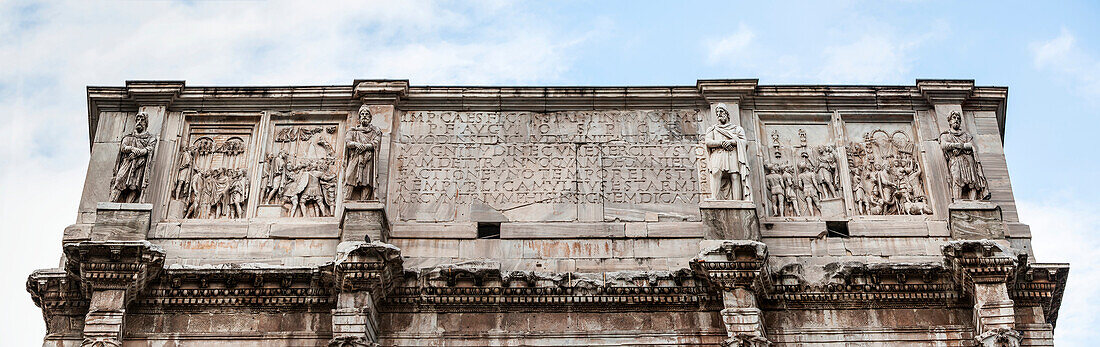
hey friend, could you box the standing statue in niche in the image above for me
[704,104,751,200]
[110,112,156,203]
[940,111,989,200]
[344,105,383,201]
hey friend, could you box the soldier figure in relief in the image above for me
[764,152,786,216]
[110,112,156,203]
[940,111,989,200]
[704,104,751,200]
[797,152,820,216]
[344,105,383,201]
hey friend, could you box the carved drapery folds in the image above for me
[110,112,156,203]
[262,124,340,217]
[940,111,990,201]
[704,104,752,201]
[171,124,253,219]
[344,105,382,202]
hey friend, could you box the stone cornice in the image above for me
[125,80,185,105]
[353,79,409,104]
[697,79,759,103]
[85,80,1010,150]
[917,79,975,105]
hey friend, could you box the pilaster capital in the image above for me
[692,241,769,291]
[62,241,165,301]
[331,241,404,295]
[942,240,1019,286]
[917,79,974,105]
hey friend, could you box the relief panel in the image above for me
[259,121,341,218]
[168,121,255,220]
[757,114,842,220]
[842,119,932,216]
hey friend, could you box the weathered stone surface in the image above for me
[90,203,152,241]
[949,202,1007,240]
[25,80,1066,346]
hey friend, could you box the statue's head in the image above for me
[948,111,962,130]
[714,104,730,125]
[135,112,149,133]
[357,105,373,127]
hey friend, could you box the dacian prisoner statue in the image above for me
[704,103,751,200]
[109,112,156,203]
[344,105,383,201]
[939,111,989,200]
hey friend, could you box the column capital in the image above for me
[917,79,974,105]
[692,241,769,290]
[697,79,758,103]
[63,241,165,301]
[331,241,404,295]
[942,240,1019,285]
[125,80,184,106]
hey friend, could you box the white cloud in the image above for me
[1031,28,1100,99]
[1019,199,1100,345]
[706,23,755,64]
[0,1,592,344]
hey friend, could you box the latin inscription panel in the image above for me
[390,110,705,222]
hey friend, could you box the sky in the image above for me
[1,0,1097,345]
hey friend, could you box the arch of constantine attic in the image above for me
[26,79,1068,346]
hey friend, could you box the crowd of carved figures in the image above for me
[172,136,251,219]
[845,129,933,215]
[261,125,340,217]
[764,129,843,217]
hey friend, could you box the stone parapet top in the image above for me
[700,200,757,209]
[96,202,154,211]
[949,201,1000,210]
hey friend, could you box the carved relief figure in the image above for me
[797,151,821,216]
[172,145,195,200]
[764,152,786,216]
[940,111,989,200]
[344,105,382,201]
[846,128,932,215]
[704,104,751,200]
[814,145,840,198]
[109,112,156,203]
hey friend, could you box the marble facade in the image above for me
[26,79,1068,346]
